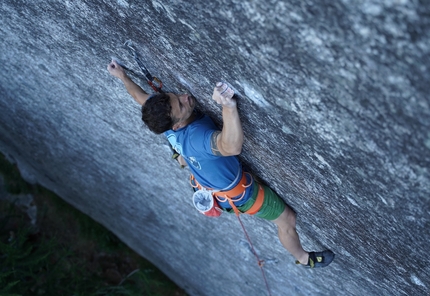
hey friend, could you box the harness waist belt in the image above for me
[213,173,247,199]
[190,173,265,216]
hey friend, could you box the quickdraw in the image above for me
[124,40,163,93]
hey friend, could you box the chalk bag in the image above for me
[192,188,222,217]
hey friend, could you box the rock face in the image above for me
[1,0,429,295]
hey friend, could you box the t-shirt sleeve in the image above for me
[189,124,219,156]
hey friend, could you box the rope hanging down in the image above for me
[124,40,163,93]
[236,214,272,296]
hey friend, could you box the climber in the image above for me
[107,59,334,268]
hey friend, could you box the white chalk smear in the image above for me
[411,274,426,288]
[242,82,271,108]
[347,196,358,207]
[179,19,195,31]
[282,125,292,134]
[111,56,125,66]
[424,134,430,150]
[377,193,388,205]
[117,0,129,8]
[152,0,176,23]
[314,152,331,168]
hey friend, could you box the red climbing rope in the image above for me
[236,214,272,296]
[190,173,271,294]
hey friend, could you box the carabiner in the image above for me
[148,77,163,92]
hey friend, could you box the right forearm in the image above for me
[219,106,243,155]
[121,75,149,106]
[108,60,148,105]
[211,82,244,156]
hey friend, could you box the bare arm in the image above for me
[177,155,188,167]
[211,82,243,156]
[107,60,150,106]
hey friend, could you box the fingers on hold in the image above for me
[220,86,229,95]
[221,88,233,99]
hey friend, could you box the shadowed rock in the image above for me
[0,1,429,295]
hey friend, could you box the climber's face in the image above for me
[169,93,196,130]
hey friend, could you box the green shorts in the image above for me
[224,181,285,221]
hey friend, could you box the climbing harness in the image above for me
[190,172,265,216]
[190,173,271,295]
[124,40,163,93]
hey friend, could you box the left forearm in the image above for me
[177,155,187,167]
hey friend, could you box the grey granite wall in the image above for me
[0,0,429,295]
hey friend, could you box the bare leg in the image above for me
[272,205,309,264]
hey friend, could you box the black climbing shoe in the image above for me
[296,250,335,268]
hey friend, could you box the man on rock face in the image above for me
[107,59,334,268]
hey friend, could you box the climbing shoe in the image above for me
[296,250,335,268]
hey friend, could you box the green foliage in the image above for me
[0,152,187,296]
[0,202,184,295]
[0,154,32,194]
[0,208,69,295]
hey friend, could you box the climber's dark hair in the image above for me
[141,93,177,134]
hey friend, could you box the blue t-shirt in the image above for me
[164,112,254,208]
